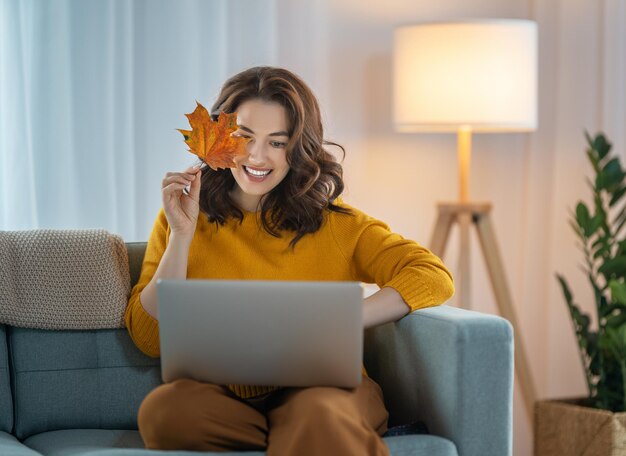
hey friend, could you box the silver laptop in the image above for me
[157,279,364,388]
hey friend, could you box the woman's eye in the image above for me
[270,141,287,148]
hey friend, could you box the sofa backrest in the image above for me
[10,327,161,439]
[8,241,162,440]
[0,324,12,433]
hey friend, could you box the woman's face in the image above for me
[230,99,291,212]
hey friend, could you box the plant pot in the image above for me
[534,398,626,455]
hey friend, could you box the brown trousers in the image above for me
[138,375,390,455]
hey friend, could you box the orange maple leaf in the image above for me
[177,101,250,170]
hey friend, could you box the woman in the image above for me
[124,66,454,455]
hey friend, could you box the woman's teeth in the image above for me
[244,166,271,177]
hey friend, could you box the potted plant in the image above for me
[535,132,626,455]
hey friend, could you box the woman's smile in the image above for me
[243,165,273,181]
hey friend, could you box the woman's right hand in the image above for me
[161,164,203,239]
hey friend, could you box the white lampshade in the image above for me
[393,19,538,132]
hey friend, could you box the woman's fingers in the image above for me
[160,166,203,238]
[163,174,194,187]
[162,165,202,200]
[162,182,188,195]
[188,167,202,199]
[182,165,203,176]
[164,171,196,180]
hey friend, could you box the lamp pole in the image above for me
[458,126,471,203]
[457,127,472,309]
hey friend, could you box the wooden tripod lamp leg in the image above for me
[474,211,537,421]
[429,207,455,258]
[430,204,474,309]
[457,212,472,309]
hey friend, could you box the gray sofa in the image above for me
[0,241,514,456]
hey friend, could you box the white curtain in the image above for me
[0,0,276,241]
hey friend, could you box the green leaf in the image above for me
[557,274,573,304]
[598,158,626,192]
[600,326,626,361]
[594,133,612,160]
[592,234,609,251]
[590,350,601,375]
[576,203,592,235]
[557,274,592,342]
[599,330,614,350]
[586,131,600,163]
[611,281,626,305]
[606,313,626,328]
[621,326,626,346]
[601,302,626,317]
[579,315,589,330]
[618,240,626,257]
[599,286,610,317]
[594,195,608,224]
[589,214,604,234]
[599,257,626,279]
[594,245,611,260]
[610,186,626,207]
[585,130,594,147]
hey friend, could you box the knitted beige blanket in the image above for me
[0,229,130,330]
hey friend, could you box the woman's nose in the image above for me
[246,140,266,163]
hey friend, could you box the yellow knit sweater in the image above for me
[124,200,454,399]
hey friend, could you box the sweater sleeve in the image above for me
[331,202,454,312]
[124,208,169,357]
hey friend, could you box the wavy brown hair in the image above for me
[196,66,351,247]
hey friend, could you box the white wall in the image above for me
[275,1,625,455]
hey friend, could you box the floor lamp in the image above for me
[393,19,538,420]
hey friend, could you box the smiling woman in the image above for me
[124,66,454,456]
[199,66,350,247]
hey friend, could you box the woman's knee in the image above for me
[137,379,221,449]
[138,380,268,451]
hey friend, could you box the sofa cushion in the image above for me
[9,328,160,440]
[0,325,12,433]
[22,429,457,456]
[385,434,458,455]
[23,429,264,456]
[0,431,42,455]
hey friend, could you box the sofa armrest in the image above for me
[364,304,513,456]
